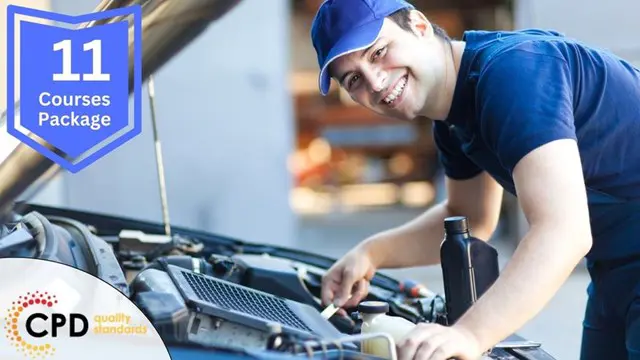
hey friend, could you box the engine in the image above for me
[0,207,549,360]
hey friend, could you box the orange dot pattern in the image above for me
[4,291,58,359]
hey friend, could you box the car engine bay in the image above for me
[0,203,555,360]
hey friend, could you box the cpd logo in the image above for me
[3,290,88,359]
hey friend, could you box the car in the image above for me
[0,0,556,359]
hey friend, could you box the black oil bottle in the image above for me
[440,216,500,325]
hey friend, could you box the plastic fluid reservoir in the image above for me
[359,301,416,358]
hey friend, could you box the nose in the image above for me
[364,66,387,93]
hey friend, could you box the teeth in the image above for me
[384,76,407,104]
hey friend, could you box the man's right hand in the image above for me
[318,174,503,312]
[321,242,378,309]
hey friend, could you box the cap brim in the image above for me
[318,19,384,96]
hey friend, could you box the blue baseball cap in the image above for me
[311,0,415,96]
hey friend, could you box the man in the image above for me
[310,0,640,359]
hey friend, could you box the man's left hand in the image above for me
[396,323,485,360]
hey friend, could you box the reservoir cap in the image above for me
[358,301,389,314]
[444,216,469,235]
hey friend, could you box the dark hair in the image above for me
[388,7,451,42]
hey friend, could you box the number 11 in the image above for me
[53,39,110,82]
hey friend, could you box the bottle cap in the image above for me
[357,301,389,314]
[444,216,469,235]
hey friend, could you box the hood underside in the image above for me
[0,0,244,220]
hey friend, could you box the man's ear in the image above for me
[408,10,433,38]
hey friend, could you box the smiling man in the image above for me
[310,0,640,359]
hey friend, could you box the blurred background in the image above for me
[1,0,640,358]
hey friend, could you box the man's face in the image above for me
[329,12,445,121]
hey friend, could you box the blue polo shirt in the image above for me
[435,29,640,260]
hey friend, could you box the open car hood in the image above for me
[0,0,244,219]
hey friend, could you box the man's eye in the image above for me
[348,74,360,88]
[372,46,386,60]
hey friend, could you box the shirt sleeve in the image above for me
[432,120,483,180]
[477,41,578,174]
